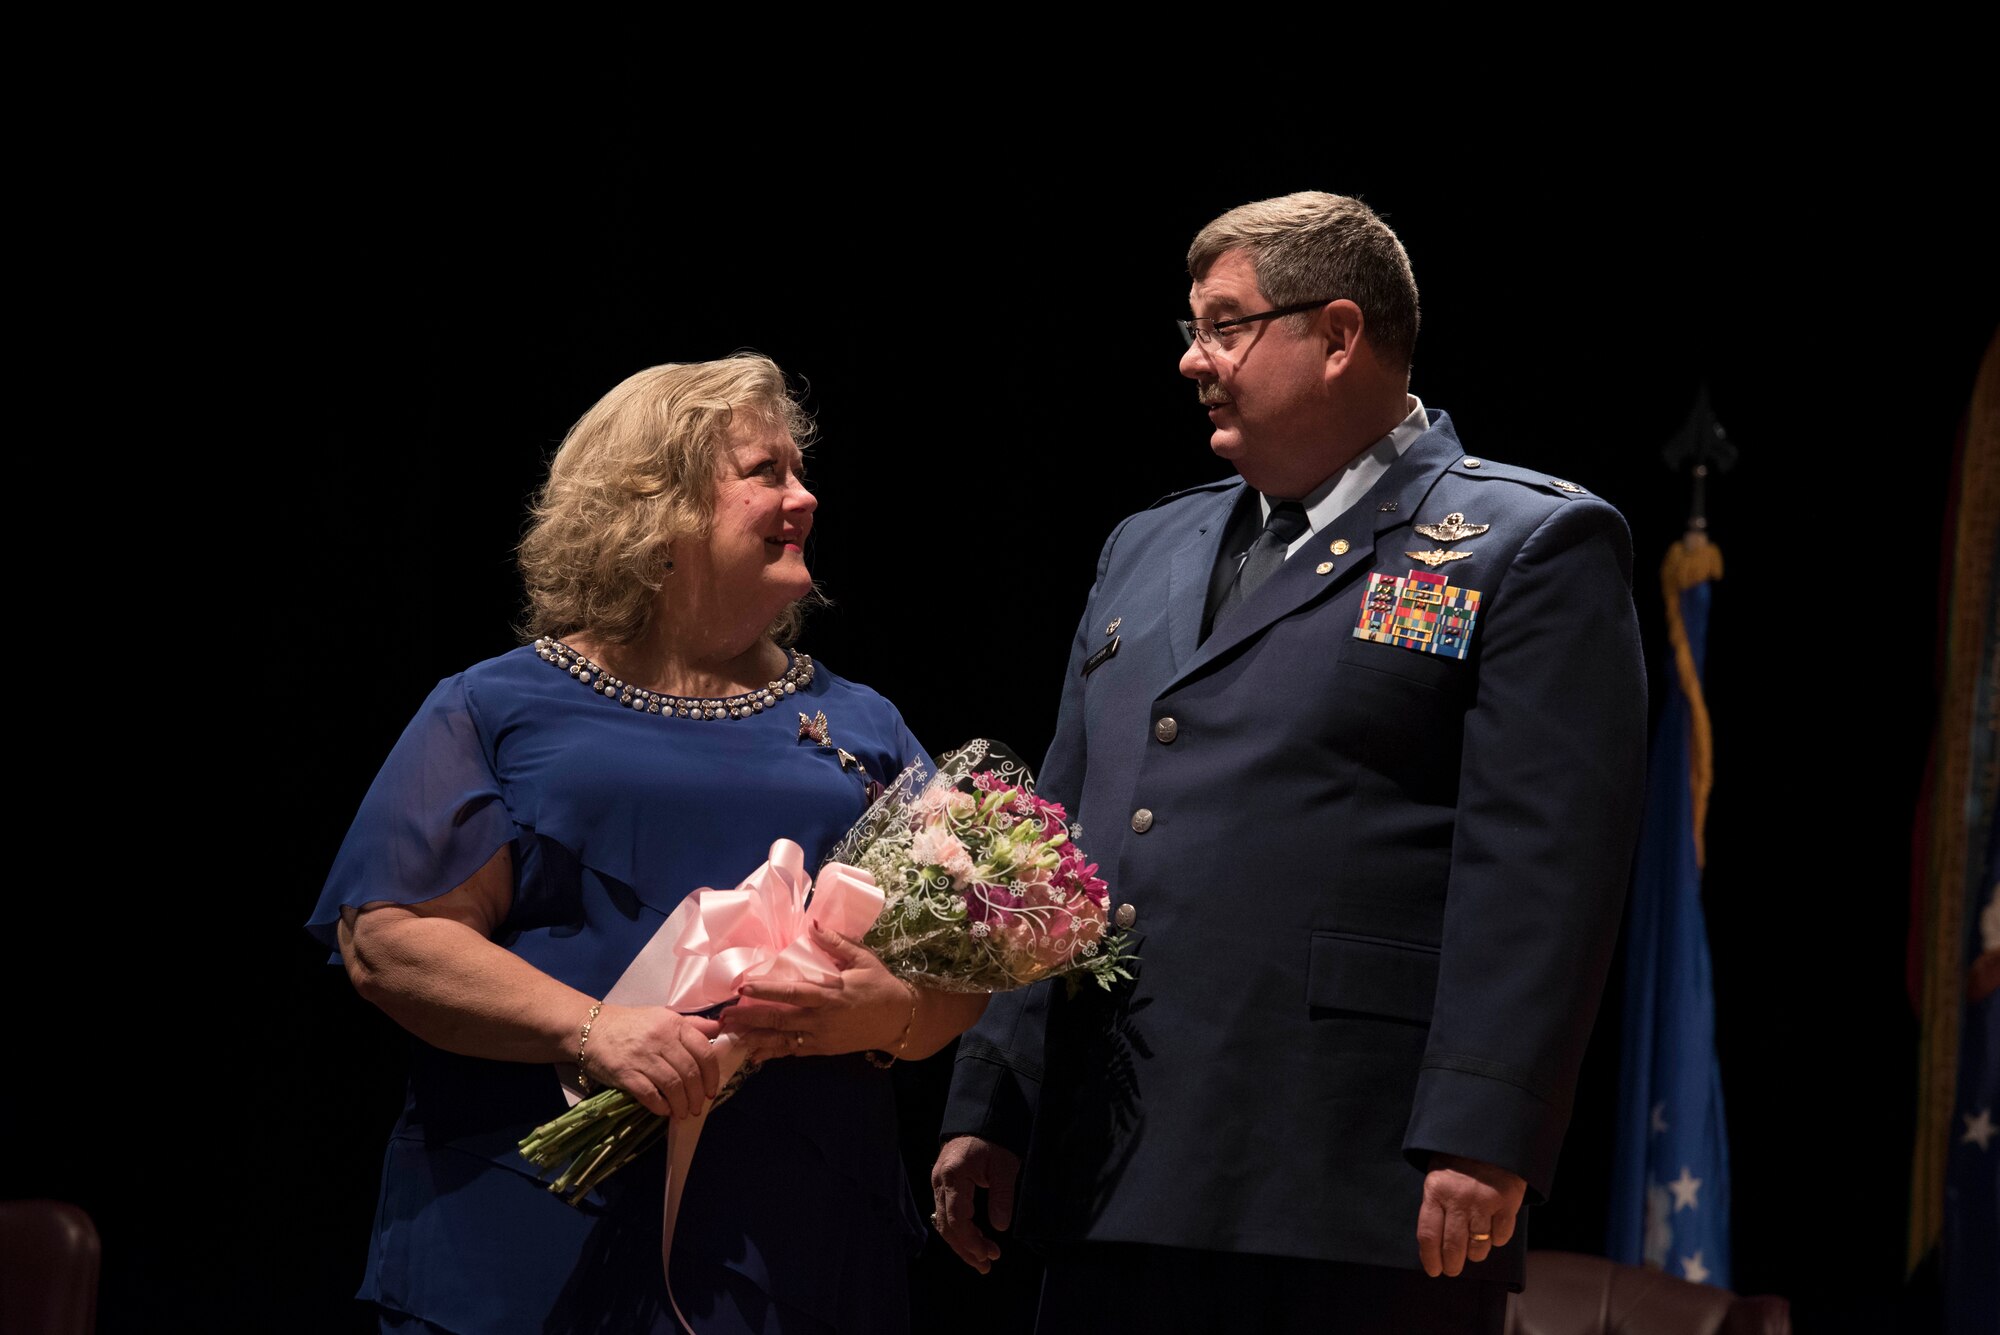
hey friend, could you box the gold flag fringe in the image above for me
[1661,535,1725,868]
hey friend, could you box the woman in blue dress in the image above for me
[309,353,989,1334]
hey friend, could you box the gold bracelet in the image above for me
[865,979,921,1069]
[576,1001,604,1095]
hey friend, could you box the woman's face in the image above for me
[695,419,817,615]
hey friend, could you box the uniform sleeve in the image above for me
[940,518,1126,1148]
[1403,496,1649,1199]
[304,673,519,958]
[1031,519,1123,815]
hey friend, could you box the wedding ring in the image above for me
[1471,1233,1492,1242]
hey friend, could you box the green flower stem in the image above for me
[520,1088,668,1205]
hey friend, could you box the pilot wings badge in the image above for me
[1405,549,1473,568]
[1413,512,1490,542]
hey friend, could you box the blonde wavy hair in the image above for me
[517,352,820,646]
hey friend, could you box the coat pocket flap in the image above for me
[1306,932,1441,1024]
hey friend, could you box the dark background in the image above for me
[30,84,1995,1334]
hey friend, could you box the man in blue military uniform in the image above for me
[929,191,1648,1333]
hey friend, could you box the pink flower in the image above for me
[1069,894,1107,945]
[966,883,1024,928]
[998,888,1107,973]
[1018,878,1063,909]
[980,880,1105,974]
[914,788,976,826]
[1023,794,1070,841]
[912,826,977,887]
[999,916,1071,972]
[1058,848,1108,907]
[1015,864,1054,892]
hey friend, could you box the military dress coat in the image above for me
[942,410,1648,1288]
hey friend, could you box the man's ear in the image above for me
[1322,298,1366,372]
[1320,299,1368,353]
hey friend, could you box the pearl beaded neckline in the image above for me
[534,637,815,721]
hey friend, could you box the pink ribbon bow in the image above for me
[571,839,883,1335]
[652,838,885,1014]
[562,839,885,1107]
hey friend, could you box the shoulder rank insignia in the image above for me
[1353,569,1482,660]
[1413,512,1490,542]
[1549,479,1586,493]
[1405,548,1472,568]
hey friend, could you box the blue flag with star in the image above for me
[1908,330,1999,1334]
[1607,535,1731,1289]
[1942,813,1998,1332]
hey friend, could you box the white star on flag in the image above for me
[1642,1183,1672,1268]
[1962,1107,1997,1151]
[1668,1166,1703,1211]
[1651,1102,1670,1134]
[1681,1250,1710,1284]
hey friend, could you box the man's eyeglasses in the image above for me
[1178,298,1337,350]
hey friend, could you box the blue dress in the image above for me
[308,641,932,1335]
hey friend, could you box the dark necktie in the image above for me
[1209,499,1310,630]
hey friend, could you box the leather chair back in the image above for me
[0,1199,101,1335]
[1505,1250,1791,1335]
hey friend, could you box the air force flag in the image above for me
[1608,535,1731,1289]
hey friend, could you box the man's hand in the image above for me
[930,1135,1021,1274]
[1417,1153,1527,1277]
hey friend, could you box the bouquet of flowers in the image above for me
[518,739,1133,1204]
[836,738,1132,992]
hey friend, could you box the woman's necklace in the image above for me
[534,636,814,721]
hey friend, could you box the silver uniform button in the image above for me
[1114,903,1137,930]
[1131,808,1154,833]
[1154,717,1178,743]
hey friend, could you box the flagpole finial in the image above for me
[1662,386,1738,540]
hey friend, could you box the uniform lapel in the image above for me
[1164,483,1245,677]
[1172,421,1466,684]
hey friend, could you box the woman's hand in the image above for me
[720,924,915,1058]
[581,1007,725,1120]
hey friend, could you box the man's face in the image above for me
[1177,249,1332,495]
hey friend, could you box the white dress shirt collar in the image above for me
[1259,395,1430,556]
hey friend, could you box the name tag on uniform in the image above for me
[1083,635,1120,675]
